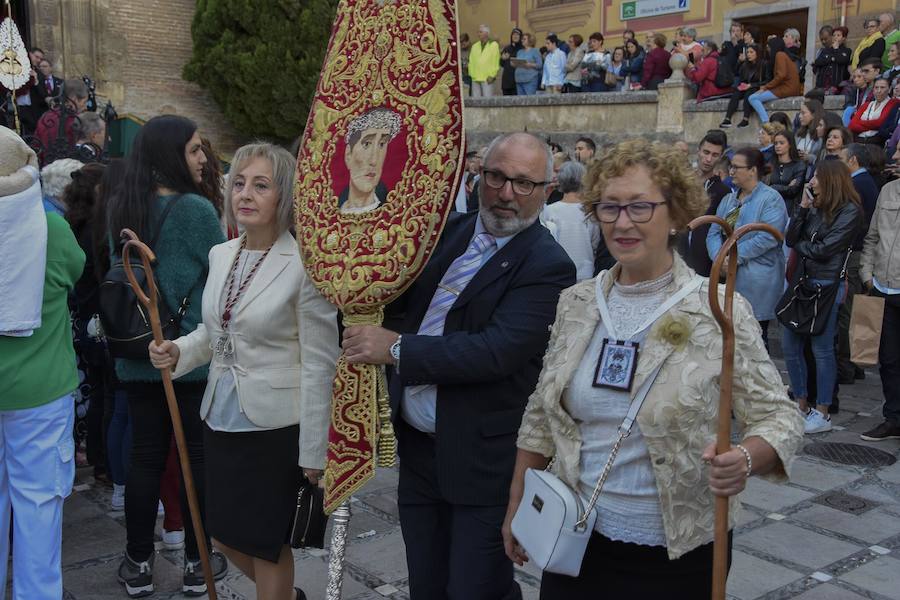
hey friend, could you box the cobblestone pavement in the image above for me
[58,352,900,599]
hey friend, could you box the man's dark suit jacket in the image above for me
[31,75,63,109]
[384,212,576,506]
[851,170,879,250]
[677,175,731,277]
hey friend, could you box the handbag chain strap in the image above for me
[573,361,665,531]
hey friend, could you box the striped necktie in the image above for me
[417,231,497,337]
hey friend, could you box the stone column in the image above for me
[656,53,691,135]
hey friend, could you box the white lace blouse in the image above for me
[561,270,673,546]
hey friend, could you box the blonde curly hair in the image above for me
[581,138,707,231]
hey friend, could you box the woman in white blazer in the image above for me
[150,143,339,600]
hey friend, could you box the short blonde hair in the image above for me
[581,139,706,231]
[761,122,785,137]
[224,142,297,234]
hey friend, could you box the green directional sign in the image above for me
[621,0,690,21]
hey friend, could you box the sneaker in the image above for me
[737,119,750,128]
[111,484,125,510]
[719,118,732,128]
[183,550,228,596]
[117,552,154,598]
[804,409,833,434]
[162,528,185,550]
[860,421,900,441]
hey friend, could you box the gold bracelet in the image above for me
[735,444,753,478]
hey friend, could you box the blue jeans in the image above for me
[0,394,74,600]
[782,280,846,405]
[842,105,855,126]
[516,80,538,95]
[106,388,131,486]
[747,90,778,123]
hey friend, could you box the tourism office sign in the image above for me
[621,0,690,21]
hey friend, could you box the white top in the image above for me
[542,48,568,87]
[207,249,271,432]
[340,197,381,214]
[0,167,45,337]
[543,202,600,281]
[562,270,673,546]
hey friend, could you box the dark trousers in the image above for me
[123,381,207,561]
[540,531,733,599]
[725,86,761,120]
[873,289,900,424]
[396,420,521,600]
[837,252,863,379]
[106,387,131,486]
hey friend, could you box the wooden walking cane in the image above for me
[120,228,218,600]
[688,217,783,600]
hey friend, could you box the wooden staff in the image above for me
[688,216,783,600]
[120,229,217,600]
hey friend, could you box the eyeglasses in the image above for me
[865,23,879,30]
[592,201,668,223]
[481,169,547,195]
[729,164,752,172]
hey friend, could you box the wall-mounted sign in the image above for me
[621,0,690,21]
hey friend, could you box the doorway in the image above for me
[726,0,818,90]
[738,9,809,54]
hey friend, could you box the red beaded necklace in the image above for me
[221,236,273,330]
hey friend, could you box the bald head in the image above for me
[478,132,554,237]
[483,132,554,182]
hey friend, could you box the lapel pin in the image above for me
[501,261,509,268]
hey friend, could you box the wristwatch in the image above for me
[389,335,402,365]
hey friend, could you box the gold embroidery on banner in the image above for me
[295,0,463,514]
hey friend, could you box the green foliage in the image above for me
[184,0,339,141]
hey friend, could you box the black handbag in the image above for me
[776,249,850,336]
[289,476,328,549]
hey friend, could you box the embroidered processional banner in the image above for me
[294,0,463,513]
[0,16,30,91]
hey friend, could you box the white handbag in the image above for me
[510,362,663,577]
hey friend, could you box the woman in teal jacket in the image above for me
[106,115,227,598]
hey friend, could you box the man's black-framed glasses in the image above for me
[592,201,668,223]
[481,169,548,195]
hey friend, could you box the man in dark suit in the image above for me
[677,130,732,277]
[836,143,880,383]
[342,132,576,600]
[31,59,62,115]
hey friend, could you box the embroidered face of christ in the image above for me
[339,107,402,213]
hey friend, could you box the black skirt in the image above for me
[540,531,733,599]
[203,424,301,563]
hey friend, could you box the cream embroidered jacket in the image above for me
[517,256,804,559]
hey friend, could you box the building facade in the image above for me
[7,0,243,152]
[460,0,898,83]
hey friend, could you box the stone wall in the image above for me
[28,0,245,155]
[464,89,845,150]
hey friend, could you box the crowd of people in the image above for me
[3,13,900,600]
[461,13,900,134]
